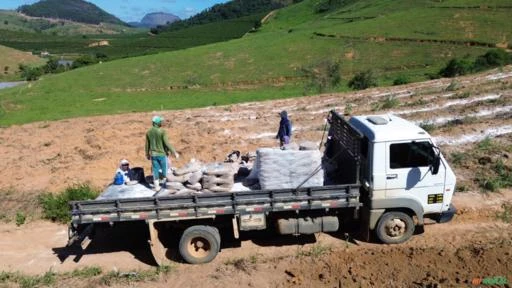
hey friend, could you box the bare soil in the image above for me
[0,67,511,287]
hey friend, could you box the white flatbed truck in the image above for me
[68,110,457,264]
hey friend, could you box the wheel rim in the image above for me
[384,218,406,238]
[187,236,211,259]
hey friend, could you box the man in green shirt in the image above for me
[145,115,179,191]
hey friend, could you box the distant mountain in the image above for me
[129,12,180,28]
[17,0,126,25]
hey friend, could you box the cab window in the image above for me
[390,141,435,169]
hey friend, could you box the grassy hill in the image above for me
[0,10,138,35]
[17,0,125,25]
[0,13,266,60]
[0,44,45,81]
[0,0,511,125]
[0,10,139,35]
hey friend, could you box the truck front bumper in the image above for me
[437,204,456,223]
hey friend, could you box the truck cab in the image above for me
[349,114,457,243]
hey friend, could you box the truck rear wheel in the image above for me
[376,211,414,244]
[179,225,220,264]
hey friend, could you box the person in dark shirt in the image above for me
[276,110,292,147]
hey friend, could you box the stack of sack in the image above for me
[249,143,324,190]
[201,163,235,193]
[156,160,236,196]
[155,142,323,196]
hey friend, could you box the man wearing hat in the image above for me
[114,159,132,184]
[145,115,179,191]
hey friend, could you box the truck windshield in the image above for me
[390,141,435,169]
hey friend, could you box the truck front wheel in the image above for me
[179,225,220,264]
[376,211,414,244]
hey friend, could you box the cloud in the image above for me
[183,7,197,18]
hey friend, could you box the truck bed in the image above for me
[70,184,361,226]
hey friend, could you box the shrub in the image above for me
[496,202,512,223]
[393,75,410,85]
[343,103,353,115]
[19,64,43,81]
[477,137,494,151]
[439,57,473,77]
[445,80,459,91]
[476,160,512,192]
[315,0,345,13]
[450,152,467,166]
[16,271,55,288]
[474,49,512,71]
[348,69,377,90]
[95,52,108,60]
[372,96,400,111]
[39,184,99,223]
[72,55,98,69]
[300,59,341,93]
[71,266,102,278]
[419,122,436,133]
[15,211,26,226]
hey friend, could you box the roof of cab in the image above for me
[349,114,431,142]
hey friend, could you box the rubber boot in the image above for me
[153,179,161,192]
[161,178,167,189]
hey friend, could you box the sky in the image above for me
[0,0,230,22]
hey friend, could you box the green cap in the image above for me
[152,115,162,124]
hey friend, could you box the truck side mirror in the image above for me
[431,156,440,175]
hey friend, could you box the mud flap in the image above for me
[147,220,169,266]
[360,206,371,242]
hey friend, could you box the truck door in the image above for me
[385,140,445,214]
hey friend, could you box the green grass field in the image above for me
[0,0,510,125]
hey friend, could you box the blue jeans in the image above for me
[151,156,167,180]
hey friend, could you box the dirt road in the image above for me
[0,67,511,286]
[0,191,510,287]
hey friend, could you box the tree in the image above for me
[43,58,59,73]
[3,20,8,25]
[253,20,262,30]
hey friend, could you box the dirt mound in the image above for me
[281,239,511,287]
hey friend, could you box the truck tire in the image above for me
[375,211,414,244]
[179,225,220,264]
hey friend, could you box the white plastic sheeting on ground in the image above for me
[97,184,155,199]
[435,125,512,145]
[392,94,501,115]
[255,148,323,190]
[416,105,512,126]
